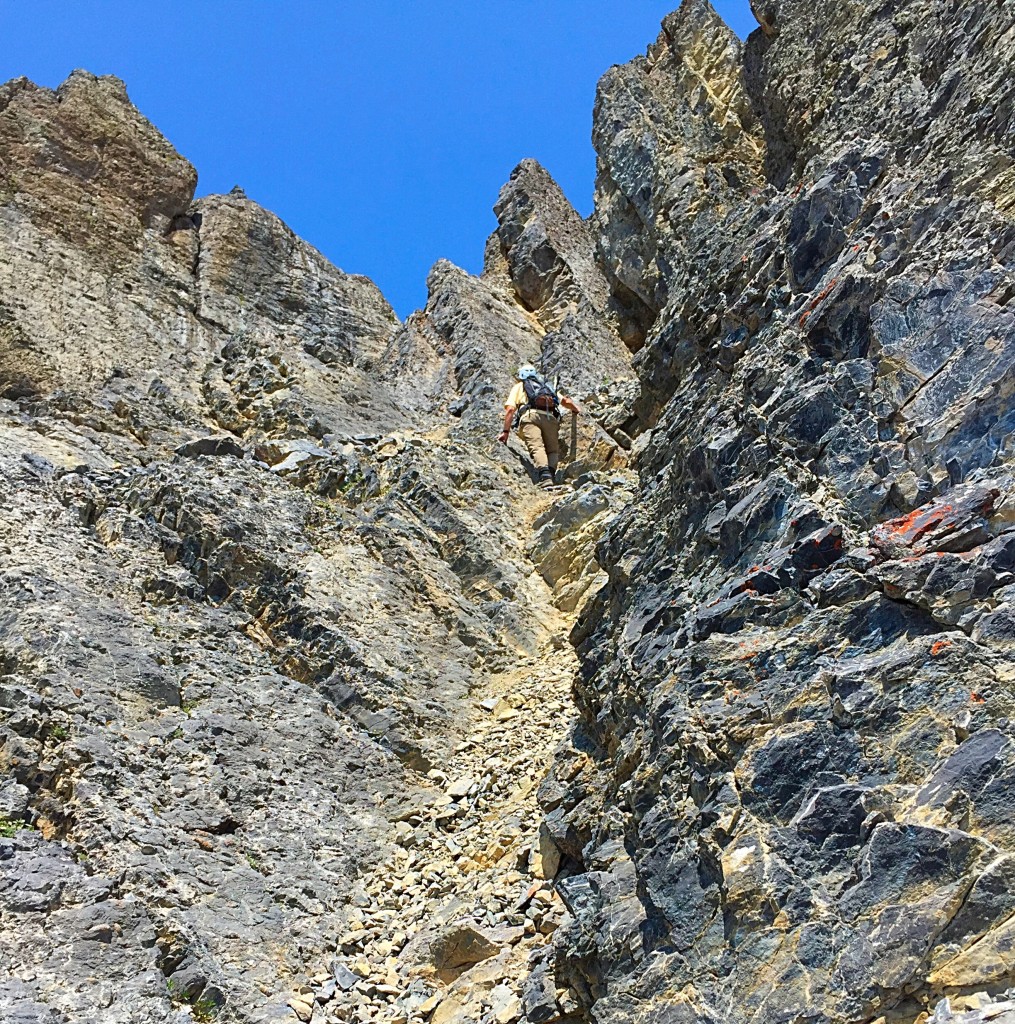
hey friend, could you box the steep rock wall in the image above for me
[2,2,1015,1022]
[538,1,1015,1023]
[0,72,633,1024]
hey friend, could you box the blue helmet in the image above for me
[517,364,539,381]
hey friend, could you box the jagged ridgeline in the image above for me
[0,0,1013,1022]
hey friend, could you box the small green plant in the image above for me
[48,724,70,741]
[166,979,220,1019]
[245,851,261,872]
[0,816,24,838]
[192,996,220,1021]
[180,697,204,716]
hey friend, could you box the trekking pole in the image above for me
[569,410,577,464]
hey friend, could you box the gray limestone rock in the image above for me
[0,65,617,1024]
[428,921,500,975]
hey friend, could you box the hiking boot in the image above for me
[538,468,554,488]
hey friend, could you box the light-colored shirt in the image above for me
[504,381,527,409]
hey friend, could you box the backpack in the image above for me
[522,376,559,414]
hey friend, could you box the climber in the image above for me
[498,365,582,488]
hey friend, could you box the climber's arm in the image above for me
[498,406,515,443]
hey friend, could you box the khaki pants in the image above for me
[516,409,561,471]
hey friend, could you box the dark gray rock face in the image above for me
[541,0,1015,1022]
[592,0,764,324]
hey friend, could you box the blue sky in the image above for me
[2,2,756,318]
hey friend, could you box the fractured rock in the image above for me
[428,922,500,976]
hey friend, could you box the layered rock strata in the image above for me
[3,1,1015,1022]
[537,1,1015,1023]
[0,69,632,1024]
